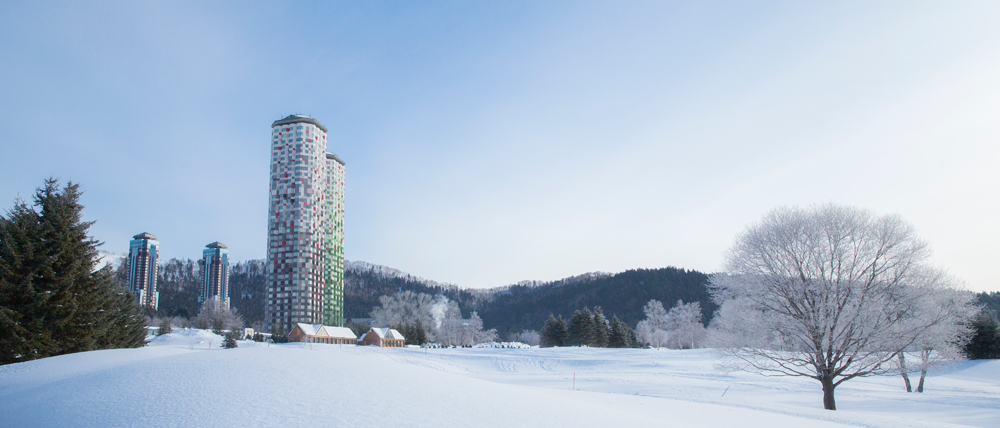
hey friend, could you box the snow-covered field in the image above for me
[0,329,997,428]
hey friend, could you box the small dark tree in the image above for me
[222,329,238,349]
[270,323,288,343]
[965,312,1000,360]
[591,307,610,347]
[540,314,566,347]
[157,318,172,336]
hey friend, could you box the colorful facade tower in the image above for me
[324,152,346,326]
[127,232,159,310]
[265,114,346,333]
[200,241,230,310]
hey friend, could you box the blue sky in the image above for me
[1,1,998,291]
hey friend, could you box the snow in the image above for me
[0,330,996,427]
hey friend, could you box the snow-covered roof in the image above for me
[318,326,357,339]
[294,323,322,336]
[385,329,405,341]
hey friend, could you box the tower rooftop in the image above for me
[272,114,327,133]
[133,232,157,240]
[206,241,228,249]
[326,152,346,166]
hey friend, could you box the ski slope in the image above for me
[0,329,996,428]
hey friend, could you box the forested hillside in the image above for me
[344,261,479,320]
[475,267,715,336]
[978,291,1000,318]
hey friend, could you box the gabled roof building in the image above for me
[358,327,406,347]
[288,323,357,345]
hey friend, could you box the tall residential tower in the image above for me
[266,115,346,333]
[127,232,159,310]
[200,241,230,310]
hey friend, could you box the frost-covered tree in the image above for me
[370,290,436,329]
[195,298,243,333]
[709,204,971,410]
[509,330,540,346]
[892,279,976,392]
[664,300,705,349]
[636,300,669,349]
[157,318,172,336]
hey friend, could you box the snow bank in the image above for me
[0,340,996,428]
[473,341,532,349]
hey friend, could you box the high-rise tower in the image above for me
[324,153,346,326]
[266,114,345,333]
[200,241,230,310]
[127,232,159,310]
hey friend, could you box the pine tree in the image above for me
[965,312,1000,359]
[0,179,146,365]
[223,329,238,349]
[609,315,635,348]
[567,308,594,346]
[591,307,610,347]
[540,314,566,347]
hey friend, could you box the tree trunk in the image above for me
[917,350,929,393]
[821,377,837,410]
[898,353,912,392]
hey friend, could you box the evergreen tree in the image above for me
[0,179,146,365]
[591,307,610,347]
[270,323,288,343]
[567,308,594,346]
[222,329,238,349]
[157,318,172,336]
[965,312,1000,359]
[609,315,635,348]
[540,314,566,347]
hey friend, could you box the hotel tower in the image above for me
[266,115,346,333]
[200,241,230,311]
[127,232,160,310]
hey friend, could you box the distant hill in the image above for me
[978,291,1000,318]
[475,267,715,336]
[134,259,715,334]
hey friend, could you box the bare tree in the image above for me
[665,300,705,349]
[708,204,971,410]
[370,291,436,329]
[636,299,670,348]
[194,298,243,332]
[892,278,976,392]
[509,330,541,346]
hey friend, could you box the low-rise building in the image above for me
[358,327,406,347]
[288,323,357,344]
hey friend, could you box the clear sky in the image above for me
[1,1,998,291]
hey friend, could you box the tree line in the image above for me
[540,307,638,348]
